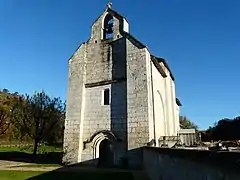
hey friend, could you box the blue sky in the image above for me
[0,0,239,129]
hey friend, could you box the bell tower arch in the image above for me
[90,3,129,41]
[102,13,114,40]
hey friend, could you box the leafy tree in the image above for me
[2,89,9,93]
[11,90,65,155]
[42,100,66,146]
[13,92,19,96]
[0,104,10,135]
[180,115,198,130]
[0,94,13,136]
[204,117,240,141]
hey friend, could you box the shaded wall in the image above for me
[142,147,240,180]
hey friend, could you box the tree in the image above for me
[0,95,13,135]
[2,89,9,93]
[180,115,198,130]
[11,91,65,155]
[0,104,10,135]
[42,100,66,146]
[204,117,240,141]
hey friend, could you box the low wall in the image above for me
[142,147,240,180]
[175,146,209,150]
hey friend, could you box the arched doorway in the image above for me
[98,139,114,167]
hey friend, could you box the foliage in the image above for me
[10,90,65,155]
[0,104,10,135]
[0,91,15,135]
[203,116,240,141]
[179,115,198,130]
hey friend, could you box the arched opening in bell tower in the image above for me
[103,14,114,39]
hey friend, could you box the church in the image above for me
[63,4,182,167]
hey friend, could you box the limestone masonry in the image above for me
[63,5,181,166]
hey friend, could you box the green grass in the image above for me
[12,164,62,168]
[0,171,45,180]
[0,170,134,180]
[0,145,62,154]
[0,146,25,153]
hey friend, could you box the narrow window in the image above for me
[103,88,110,105]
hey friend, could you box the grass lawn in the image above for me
[0,171,44,180]
[0,145,62,154]
[0,170,134,180]
[12,164,62,168]
[0,147,26,153]
[0,145,63,165]
[0,146,134,180]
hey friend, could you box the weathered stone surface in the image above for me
[63,43,87,164]
[63,6,180,166]
[143,147,240,180]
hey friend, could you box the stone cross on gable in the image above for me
[107,2,112,9]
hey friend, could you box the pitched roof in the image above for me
[150,55,167,78]
[176,98,182,106]
[108,8,128,23]
[153,56,175,81]
[123,32,146,49]
[92,7,129,27]
[122,31,175,81]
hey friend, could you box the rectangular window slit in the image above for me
[103,88,110,105]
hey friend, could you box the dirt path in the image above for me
[0,166,59,171]
[0,160,60,171]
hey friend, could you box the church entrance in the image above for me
[97,139,114,167]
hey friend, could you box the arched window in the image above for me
[103,14,114,39]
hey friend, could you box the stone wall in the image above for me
[126,39,150,150]
[175,104,180,133]
[63,43,86,164]
[63,7,129,165]
[146,50,157,146]
[151,57,168,140]
[158,62,179,136]
[142,147,240,180]
[63,6,181,166]
[81,84,111,161]
[85,40,112,84]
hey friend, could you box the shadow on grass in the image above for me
[0,151,63,165]
[24,148,145,180]
[26,160,135,180]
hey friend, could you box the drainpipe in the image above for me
[150,61,156,146]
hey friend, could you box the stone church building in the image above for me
[63,4,181,166]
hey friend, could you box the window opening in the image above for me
[103,14,114,39]
[103,88,110,105]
